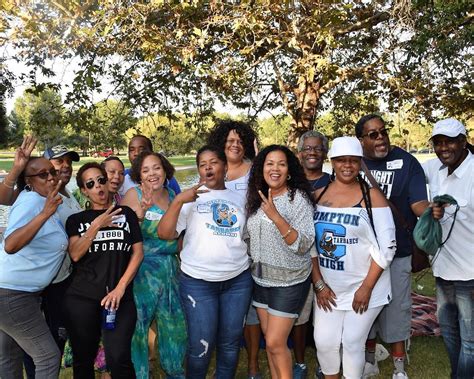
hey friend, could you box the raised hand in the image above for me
[258,188,280,221]
[139,183,154,216]
[13,136,37,172]
[92,205,123,229]
[176,181,209,204]
[41,180,63,218]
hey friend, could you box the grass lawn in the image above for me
[58,273,450,379]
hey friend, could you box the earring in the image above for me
[24,184,33,192]
[224,172,229,181]
[85,200,91,209]
[287,175,292,181]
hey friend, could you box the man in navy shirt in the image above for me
[356,114,429,379]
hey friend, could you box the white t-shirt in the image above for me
[225,171,250,198]
[177,188,249,281]
[423,153,474,281]
[314,205,396,310]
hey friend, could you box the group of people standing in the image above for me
[0,115,472,379]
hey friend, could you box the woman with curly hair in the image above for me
[246,145,315,378]
[207,120,262,378]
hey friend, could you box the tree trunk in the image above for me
[287,80,320,149]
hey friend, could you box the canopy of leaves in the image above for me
[2,1,472,142]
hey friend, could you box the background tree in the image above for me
[10,89,65,151]
[0,97,8,147]
[2,1,472,145]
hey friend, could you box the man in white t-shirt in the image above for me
[422,118,474,379]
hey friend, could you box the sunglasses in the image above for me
[301,146,325,153]
[361,128,390,140]
[85,176,108,189]
[25,168,58,180]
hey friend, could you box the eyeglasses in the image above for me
[25,168,58,180]
[301,146,326,153]
[85,176,108,189]
[226,138,243,146]
[361,128,390,140]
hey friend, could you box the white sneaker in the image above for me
[362,361,379,378]
[392,371,409,379]
[375,343,390,362]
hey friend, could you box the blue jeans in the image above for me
[436,278,474,379]
[179,269,252,379]
[0,288,60,379]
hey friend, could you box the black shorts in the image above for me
[252,276,311,319]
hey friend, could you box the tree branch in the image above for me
[334,11,390,36]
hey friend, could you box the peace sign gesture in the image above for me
[92,204,123,229]
[176,181,209,204]
[13,136,37,173]
[41,180,63,218]
[258,188,280,222]
[139,183,154,216]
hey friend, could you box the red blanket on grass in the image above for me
[411,292,440,337]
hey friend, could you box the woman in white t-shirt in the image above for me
[158,145,252,378]
[312,137,396,379]
[207,120,262,378]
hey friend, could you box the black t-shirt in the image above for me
[362,146,428,258]
[309,172,331,191]
[65,206,143,301]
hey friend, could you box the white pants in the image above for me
[314,305,383,379]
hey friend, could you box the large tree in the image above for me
[2,1,472,143]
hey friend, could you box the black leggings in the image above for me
[63,294,137,379]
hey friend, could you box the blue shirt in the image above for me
[0,191,68,292]
[362,146,427,258]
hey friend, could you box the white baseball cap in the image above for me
[328,136,363,159]
[431,118,466,138]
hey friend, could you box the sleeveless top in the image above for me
[314,204,391,310]
[135,187,178,256]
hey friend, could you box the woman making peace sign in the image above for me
[246,145,315,378]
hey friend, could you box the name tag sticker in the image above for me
[386,159,403,170]
[145,211,162,221]
[197,204,211,213]
[113,214,126,224]
[235,183,247,191]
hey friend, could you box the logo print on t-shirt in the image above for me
[212,202,237,227]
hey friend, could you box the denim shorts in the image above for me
[252,276,311,319]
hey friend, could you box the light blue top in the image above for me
[0,191,68,292]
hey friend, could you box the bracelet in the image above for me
[313,279,326,293]
[1,179,15,189]
[82,233,94,242]
[281,227,293,240]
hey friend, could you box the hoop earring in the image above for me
[224,172,229,181]
[85,200,91,209]
[24,184,33,192]
[287,175,291,181]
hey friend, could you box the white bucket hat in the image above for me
[328,136,363,159]
[431,118,466,139]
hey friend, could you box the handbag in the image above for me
[413,194,458,256]
[361,161,430,273]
